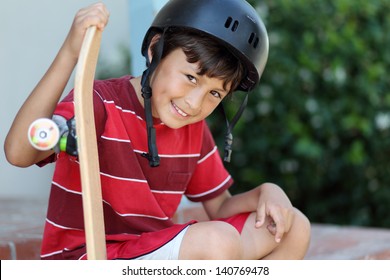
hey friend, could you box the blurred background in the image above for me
[2,0,390,228]
[212,0,390,228]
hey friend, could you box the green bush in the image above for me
[209,0,390,227]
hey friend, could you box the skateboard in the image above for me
[73,25,106,260]
[28,26,107,260]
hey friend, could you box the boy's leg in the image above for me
[179,214,279,259]
[178,209,310,260]
[240,209,311,259]
[179,208,310,260]
[179,220,243,259]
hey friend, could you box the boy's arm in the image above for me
[4,3,109,167]
[202,183,294,243]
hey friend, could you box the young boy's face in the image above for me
[150,48,230,129]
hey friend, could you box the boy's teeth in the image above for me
[172,102,188,117]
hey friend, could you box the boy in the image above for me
[4,0,310,259]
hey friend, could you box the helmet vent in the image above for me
[224,17,233,28]
[224,17,239,32]
[248,32,259,49]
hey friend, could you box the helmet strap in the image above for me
[218,93,249,162]
[140,29,167,167]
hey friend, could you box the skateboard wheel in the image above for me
[28,118,60,151]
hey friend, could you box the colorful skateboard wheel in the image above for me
[28,118,60,151]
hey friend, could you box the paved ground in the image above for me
[1,198,390,260]
[0,198,46,259]
[305,223,390,259]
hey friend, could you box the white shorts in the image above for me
[134,226,189,260]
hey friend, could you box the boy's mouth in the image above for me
[171,101,189,117]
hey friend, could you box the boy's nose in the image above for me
[184,89,205,114]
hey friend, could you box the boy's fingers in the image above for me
[272,210,287,243]
[95,3,110,29]
[255,203,266,228]
[76,3,110,30]
[274,221,285,243]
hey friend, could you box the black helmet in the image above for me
[140,0,269,167]
[142,0,269,91]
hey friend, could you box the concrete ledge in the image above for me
[0,198,46,260]
[1,198,390,260]
[306,224,390,260]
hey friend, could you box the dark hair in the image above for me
[150,27,246,93]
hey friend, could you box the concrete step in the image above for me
[1,198,390,260]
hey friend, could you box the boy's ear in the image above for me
[147,34,162,63]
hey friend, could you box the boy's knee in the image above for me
[290,208,311,253]
[294,208,311,239]
[203,221,243,259]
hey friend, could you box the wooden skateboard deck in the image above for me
[74,26,107,260]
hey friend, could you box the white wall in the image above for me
[129,0,168,76]
[0,0,131,199]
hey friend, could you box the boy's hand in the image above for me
[63,2,110,60]
[254,183,294,243]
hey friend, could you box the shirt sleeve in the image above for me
[184,122,233,202]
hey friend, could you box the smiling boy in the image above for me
[4,0,310,260]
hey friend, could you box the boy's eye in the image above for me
[210,90,222,99]
[186,75,197,84]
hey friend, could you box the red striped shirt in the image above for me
[39,76,233,259]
